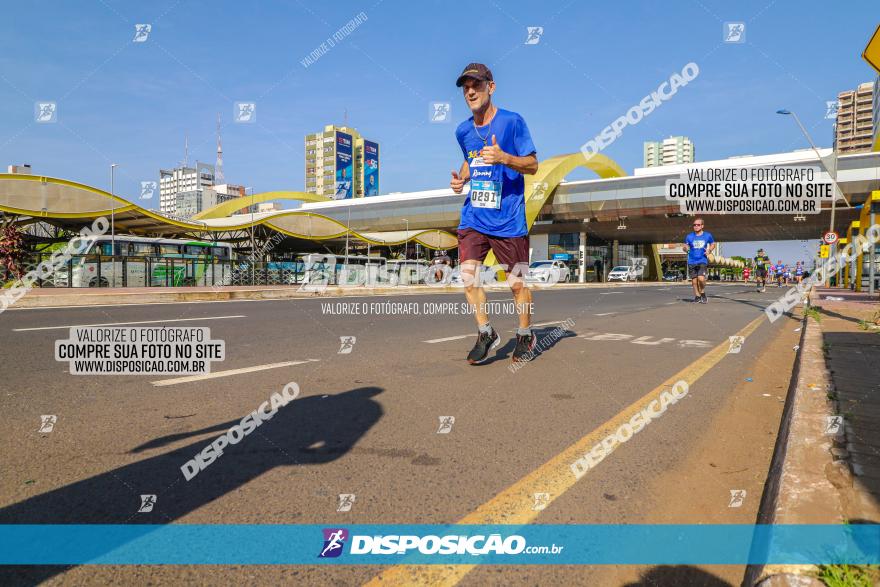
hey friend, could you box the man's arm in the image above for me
[502,152,538,175]
[450,160,470,194]
[480,135,539,175]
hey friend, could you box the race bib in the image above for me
[470,180,501,209]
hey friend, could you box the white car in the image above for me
[525,260,570,284]
[607,265,637,282]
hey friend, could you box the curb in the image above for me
[746,295,850,586]
[7,280,704,309]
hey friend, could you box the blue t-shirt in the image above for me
[455,108,536,237]
[685,231,714,265]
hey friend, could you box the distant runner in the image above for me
[449,62,539,364]
[754,249,769,292]
[430,251,452,282]
[795,261,804,284]
[775,260,785,287]
[683,217,715,304]
[743,267,751,283]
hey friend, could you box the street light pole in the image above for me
[110,163,119,286]
[777,109,851,286]
[246,186,255,284]
[345,207,350,264]
[402,218,409,259]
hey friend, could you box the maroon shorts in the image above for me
[457,228,529,273]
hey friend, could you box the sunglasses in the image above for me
[693,223,703,226]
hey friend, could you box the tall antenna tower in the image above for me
[183,133,189,167]
[215,112,224,183]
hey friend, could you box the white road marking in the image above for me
[13,315,247,332]
[423,334,477,344]
[530,321,563,328]
[424,321,567,343]
[151,359,320,387]
[599,292,623,295]
[594,312,617,316]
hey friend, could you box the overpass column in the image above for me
[578,232,586,283]
[612,239,619,268]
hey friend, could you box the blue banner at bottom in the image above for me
[0,524,878,565]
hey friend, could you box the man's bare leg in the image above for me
[462,260,500,365]
[462,260,489,327]
[509,274,532,329]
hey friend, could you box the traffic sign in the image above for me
[863,24,880,73]
[823,231,839,245]
[819,245,830,259]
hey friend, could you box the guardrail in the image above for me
[0,255,416,288]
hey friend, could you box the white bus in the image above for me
[53,236,233,287]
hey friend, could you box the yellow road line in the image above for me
[364,314,765,586]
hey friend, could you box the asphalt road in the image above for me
[0,283,799,586]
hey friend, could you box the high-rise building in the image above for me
[873,75,880,152]
[256,202,283,213]
[174,184,250,219]
[643,136,695,167]
[834,81,875,154]
[159,162,215,215]
[305,125,380,199]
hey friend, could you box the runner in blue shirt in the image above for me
[448,63,539,365]
[683,218,715,303]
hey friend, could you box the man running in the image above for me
[743,266,751,283]
[682,217,715,303]
[449,62,539,364]
[776,260,785,287]
[754,249,769,292]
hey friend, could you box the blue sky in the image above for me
[1,0,877,263]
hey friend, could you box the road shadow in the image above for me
[0,385,384,585]
[485,327,578,364]
[706,293,774,313]
[817,305,872,326]
[622,565,733,586]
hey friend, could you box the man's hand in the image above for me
[450,170,466,194]
[480,135,507,166]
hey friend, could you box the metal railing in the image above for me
[1,255,409,288]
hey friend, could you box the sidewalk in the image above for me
[814,288,880,522]
[754,288,880,586]
[6,280,692,309]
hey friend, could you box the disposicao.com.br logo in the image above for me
[318,529,563,558]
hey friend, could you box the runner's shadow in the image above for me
[0,386,384,585]
[486,327,578,364]
[622,565,732,586]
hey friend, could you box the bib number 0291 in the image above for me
[469,180,501,210]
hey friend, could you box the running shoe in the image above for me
[512,333,537,363]
[701,293,708,304]
[467,328,500,365]
[693,296,700,303]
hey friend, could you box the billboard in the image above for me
[363,140,379,196]
[334,131,353,200]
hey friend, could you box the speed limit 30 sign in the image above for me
[823,231,839,245]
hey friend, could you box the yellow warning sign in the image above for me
[819,244,830,258]
[863,24,880,73]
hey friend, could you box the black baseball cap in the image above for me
[456,63,493,87]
